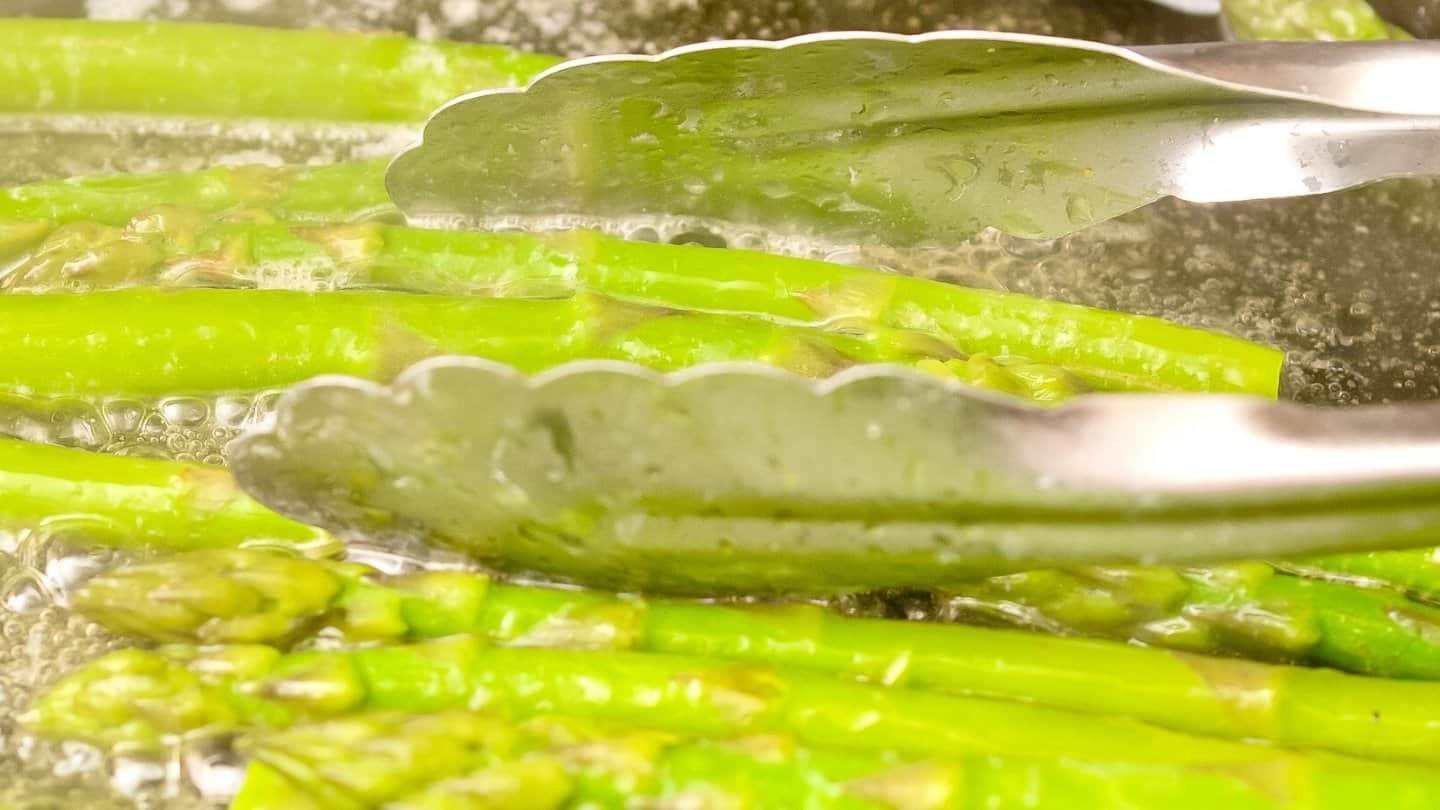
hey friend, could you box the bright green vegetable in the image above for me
[1285,549,1440,602]
[0,204,1283,396]
[0,19,560,121]
[1223,0,1412,40]
[233,713,579,810]
[24,637,1288,765]
[0,437,334,553]
[231,710,1440,810]
[67,550,1440,764]
[913,560,1440,680]
[0,287,1057,397]
[0,160,394,228]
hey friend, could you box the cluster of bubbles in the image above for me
[0,393,276,463]
[0,527,192,809]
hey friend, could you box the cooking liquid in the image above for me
[3,0,1438,805]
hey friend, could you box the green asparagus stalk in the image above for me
[0,206,1284,396]
[1283,549,1440,601]
[23,637,1290,765]
[0,160,394,228]
[0,437,334,553]
[0,287,1064,397]
[0,19,560,121]
[232,712,577,810]
[231,710,1440,810]
[1223,0,1412,40]
[915,560,1440,680]
[61,550,1440,765]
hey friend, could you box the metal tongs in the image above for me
[387,32,1440,242]
[226,34,1440,593]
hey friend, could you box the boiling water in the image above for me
[3,0,1438,806]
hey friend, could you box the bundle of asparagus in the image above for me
[902,559,1440,680]
[0,157,1283,399]
[49,550,1440,765]
[227,710,1440,810]
[8,12,1440,810]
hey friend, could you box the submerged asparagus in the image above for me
[912,561,1440,680]
[24,636,1291,765]
[66,550,1440,764]
[0,437,333,553]
[0,287,1080,398]
[0,201,1284,396]
[0,160,394,228]
[0,19,559,121]
[1286,549,1440,602]
[231,710,1440,810]
[1222,0,1411,40]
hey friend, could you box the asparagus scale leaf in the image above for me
[68,550,1440,764]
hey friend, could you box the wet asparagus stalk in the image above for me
[1284,549,1440,602]
[64,550,1440,764]
[0,204,1283,396]
[909,560,1440,680]
[0,160,394,228]
[0,19,560,121]
[0,287,1082,398]
[1222,0,1412,40]
[0,437,334,554]
[23,636,1286,765]
[231,710,1440,810]
[231,712,581,810]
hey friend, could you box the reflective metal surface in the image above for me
[231,357,1440,595]
[389,32,1440,246]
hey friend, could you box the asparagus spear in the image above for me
[0,209,1283,396]
[232,712,575,810]
[0,19,560,121]
[917,560,1440,680]
[0,160,394,228]
[0,287,1060,397]
[0,437,334,554]
[21,637,1289,765]
[1284,549,1440,602]
[1222,0,1412,40]
[232,710,1440,810]
[64,550,1440,764]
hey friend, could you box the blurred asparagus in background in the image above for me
[0,18,559,120]
[1222,0,1412,39]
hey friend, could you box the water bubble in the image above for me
[1064,193,1095,227]
[925,154,981,201]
